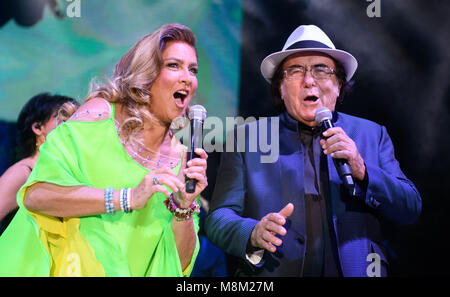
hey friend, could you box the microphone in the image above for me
[314,107,355,195]
[186,105,207,193]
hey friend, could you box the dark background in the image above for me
[233,0,450,276]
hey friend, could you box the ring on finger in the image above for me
[153,176,159,185]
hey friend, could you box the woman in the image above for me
[0,23,208,277]
[0,93,79,232]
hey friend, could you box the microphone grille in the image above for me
[314,107,332,124]
[188,105,207,121]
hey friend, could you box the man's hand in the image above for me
[320,127,366,181]
[250,203,294,253]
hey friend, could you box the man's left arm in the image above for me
[362,125,422,225]
[321,125,422,225]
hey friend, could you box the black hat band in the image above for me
[286,40,331,50]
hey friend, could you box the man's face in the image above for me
[279,51,341,127]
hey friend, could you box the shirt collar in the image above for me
[280,109,339,134]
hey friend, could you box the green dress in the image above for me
[0,104,200,276]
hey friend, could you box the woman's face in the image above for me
[34,111,58,149]
[40,112,58,134]
[149,41,198,126]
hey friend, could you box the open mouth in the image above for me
[304,95,319,102]
[173,90,188,107]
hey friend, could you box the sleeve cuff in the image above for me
[245,249,264,266]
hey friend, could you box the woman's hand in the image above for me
[130,167,185,210]
[173,148,208,209]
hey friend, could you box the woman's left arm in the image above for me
[171,148,208,271]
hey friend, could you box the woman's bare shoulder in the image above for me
[67,98,112,122]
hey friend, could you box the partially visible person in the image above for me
[0,93,79,233]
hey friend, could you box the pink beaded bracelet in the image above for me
[164,193,200,221]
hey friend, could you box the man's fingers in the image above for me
[254,229,282,253]
[262,242,277,253]
[262,230,283,247]
[251,204,294,253]
[254,232,277,253]
[278,203,294,219]
[264,220,287,236]
[322,126,344,138]
[263,204,294,227]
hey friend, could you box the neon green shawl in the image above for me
[0,104,200,276]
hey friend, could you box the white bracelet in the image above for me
[119,188,132,213]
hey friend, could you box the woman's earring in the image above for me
[170,116,189,130]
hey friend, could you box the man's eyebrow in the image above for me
[286,64,305,68]
[286,63,331,68]
[313,63,330,67]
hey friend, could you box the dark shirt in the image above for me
[298,122,341,277]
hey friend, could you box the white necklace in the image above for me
[115,120,180,169]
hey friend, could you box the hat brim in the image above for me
[260,48,358,83]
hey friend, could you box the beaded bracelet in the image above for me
[119,188,132,213]
[126,188,132,213]
[164,193,200,221]
[105,187,115,215]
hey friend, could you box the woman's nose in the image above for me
[179,68,192,86]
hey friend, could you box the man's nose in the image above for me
[303,70,315,87]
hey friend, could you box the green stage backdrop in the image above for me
[0,0,242,122]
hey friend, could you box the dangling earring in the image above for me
[36,135,46,151]
[170,106,190,131]
[170,116,189,130]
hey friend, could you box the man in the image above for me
[204,25,422,277]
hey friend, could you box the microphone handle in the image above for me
[186,119,203,193]
[320,119,355,195]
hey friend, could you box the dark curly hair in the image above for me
[270,54,354,113]
[17,93,79,157]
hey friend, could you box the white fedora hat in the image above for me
[260,25,358,83]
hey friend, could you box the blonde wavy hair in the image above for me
[56,101,80,125]
[86,23,196,140]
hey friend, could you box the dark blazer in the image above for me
[204,111,422,277]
